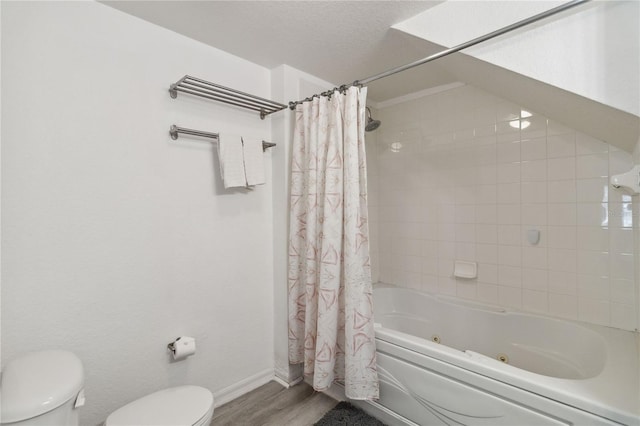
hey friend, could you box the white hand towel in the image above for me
[217,133,247,188]
[242,137,266,186]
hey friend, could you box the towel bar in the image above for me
[169,125,276,152]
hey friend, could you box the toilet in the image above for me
[0,349,213,426]
[0,350,85,426]
[105,386,214,426]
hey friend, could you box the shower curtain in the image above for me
[288,86,379,400]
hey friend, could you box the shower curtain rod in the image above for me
[287,0,590,110]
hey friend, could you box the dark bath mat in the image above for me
[315,401,387,426]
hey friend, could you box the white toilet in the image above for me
[105,385,214,426]
[0,350,213,426]
[0,350,85,426]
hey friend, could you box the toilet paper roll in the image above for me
[171,336,196,360]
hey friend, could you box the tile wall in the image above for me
[367,85,637,331]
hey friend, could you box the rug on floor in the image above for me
[314,401,387,426]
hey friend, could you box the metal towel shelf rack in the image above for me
[169,125,276,152]
[169,75,288,119]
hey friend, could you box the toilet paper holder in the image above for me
[167,336,196,360]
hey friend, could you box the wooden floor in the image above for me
[210,381,339,426]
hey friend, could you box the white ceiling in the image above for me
[101,1,455,103]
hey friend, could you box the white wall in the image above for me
[394,1,640,117]
[1,2,275,425]
[372,84,637,331]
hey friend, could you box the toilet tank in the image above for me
[1,350,85,426]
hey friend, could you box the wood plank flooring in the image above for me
[210,381,339,426]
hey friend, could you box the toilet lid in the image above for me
[0,350,84,423]
[106,386,213,426]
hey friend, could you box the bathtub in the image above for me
[364,285,639,425]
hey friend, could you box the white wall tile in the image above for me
[521,137,547,161]
[610,279,634,303]
[373,84,636,331]
[477,282,499,304]
[438,276,457,295]
[497,162,521,183]
[522,247,548,269]
[476,185,497,204]
[547,226,577,249]
[456,242,476,260]
[576,178,608,202]
[548,249,577,273]
[499,245,522,267]
[457,280,478,300]
[521,159,547,182]
[576,154,609,179]
[548,270,578,295]
[497,141,521,163]
[497,204,521,224]
[498,224,522,245]
[577,203,608,227]
[476,224,498,244]
[610,253,634,280]
[547,204,577,226]
[478,263,498,284]
[609,228,633,254]
[522,268,548,291]
[498,183,521,204]
[522,204,547,225]
[521,182,547,204]
[523,289,548,313]
[547,180,576,203]
[608,202,634,228]
[477,244,498,264]
[577,227,610,252]
[549,293,578,320]
[499,286,522,308]
[548,157,576,180]
[456,224,476,242]
[476,205,498,224]
[498,265,522,287]
[547,133,576,158]
[578,274,610,300]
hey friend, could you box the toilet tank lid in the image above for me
[106,386,214,426]
[1,350,84,423]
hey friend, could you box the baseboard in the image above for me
[212,368,275,407]
[274,365,304,388]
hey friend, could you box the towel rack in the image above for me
[169,75,288,119]
[169,125,276,152]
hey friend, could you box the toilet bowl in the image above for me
[105,385,214,426]
[0,350,85,426]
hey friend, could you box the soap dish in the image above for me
[454,260,477,279]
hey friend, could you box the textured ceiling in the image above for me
[101,1,455,102]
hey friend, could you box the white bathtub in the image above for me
[366,285,639,425]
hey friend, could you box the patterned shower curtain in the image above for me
[287,86,379,400]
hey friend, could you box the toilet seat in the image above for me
[105,385,214,426]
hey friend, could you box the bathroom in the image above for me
[1,1,638,425]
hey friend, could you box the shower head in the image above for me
[365,107,381,132]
